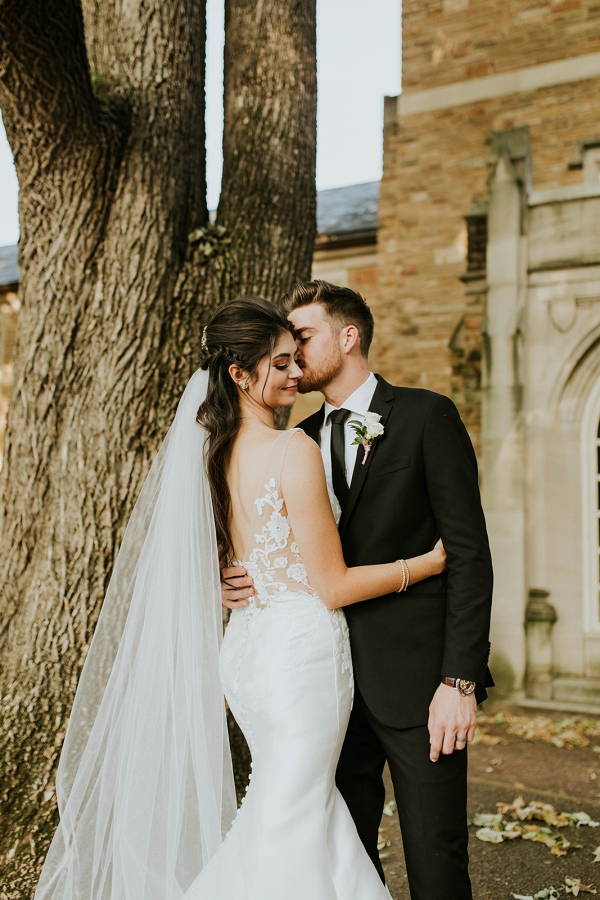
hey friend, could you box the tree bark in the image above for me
[0,0,316,894]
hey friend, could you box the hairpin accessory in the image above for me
[201,326,208,350]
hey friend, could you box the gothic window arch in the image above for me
[582,379,600,633]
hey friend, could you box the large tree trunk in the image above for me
[0,0,316,893]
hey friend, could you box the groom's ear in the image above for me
[340,324,360,355]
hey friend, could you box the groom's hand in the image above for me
[220,564,255,609]
[428,683,477,762]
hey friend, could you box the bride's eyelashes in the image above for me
[274,356,300,371]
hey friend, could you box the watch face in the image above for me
[458,679,476,695]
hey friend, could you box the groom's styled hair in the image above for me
[281,280,374,358]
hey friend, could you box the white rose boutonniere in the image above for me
[348,412,385,465]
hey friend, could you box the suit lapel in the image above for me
[341,376,395,534]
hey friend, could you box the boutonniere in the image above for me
[348,412,385,465]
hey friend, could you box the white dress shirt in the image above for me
[319,372,378,496]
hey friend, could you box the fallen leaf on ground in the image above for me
[477,711,600,749]
[512,888,560,899]
[497,797,598,829]
[472,813,503,827]
[472,724,506,745]
[592,846,600,863]
[565,876,596,895]
[472,797,588,855]
[570,813,600,828]
[476,826,505,843]
[377,827,390,851]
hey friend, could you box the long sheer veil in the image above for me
[35,368,237,900]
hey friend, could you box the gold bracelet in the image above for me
[395,559,407,593]
[395,559,410,593]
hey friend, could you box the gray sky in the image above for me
[0,0,401,247]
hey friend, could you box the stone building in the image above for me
[377,0,600,707]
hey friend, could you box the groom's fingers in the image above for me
[442,728,457,756]
[429,725,444,762]
[221,565,249,583]
[220,566,255,609]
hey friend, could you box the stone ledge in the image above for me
[396,51,600,116]
[520,697,600,716]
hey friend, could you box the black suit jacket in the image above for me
[299,375,493,728]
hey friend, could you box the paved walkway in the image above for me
[380,705,600,899]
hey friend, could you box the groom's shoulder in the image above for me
[380,378,455,413]
[295,404,324,435]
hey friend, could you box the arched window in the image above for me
[583,380,600,633]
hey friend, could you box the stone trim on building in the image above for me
[396,51,600,115]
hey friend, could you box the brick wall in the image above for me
[375,72,600,453]
[403,0,600,91]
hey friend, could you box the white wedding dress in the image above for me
[187,429,391,900]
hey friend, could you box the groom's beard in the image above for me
[298,345,343,394]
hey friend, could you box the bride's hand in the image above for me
[432,538,447,574]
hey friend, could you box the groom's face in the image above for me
[287,303,344,394]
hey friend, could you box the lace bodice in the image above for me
[235,429,326,609]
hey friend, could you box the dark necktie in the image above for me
[329,408,351,510]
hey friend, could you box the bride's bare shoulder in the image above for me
[282,430,324,481]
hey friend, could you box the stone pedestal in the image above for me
[525,589,557,701]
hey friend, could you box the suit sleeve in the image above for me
[423,393,493,684]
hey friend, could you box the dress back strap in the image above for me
[241,428,300,563]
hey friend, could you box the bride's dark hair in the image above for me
[197,296,294,563]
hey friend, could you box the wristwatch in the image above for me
[441,676,476,696]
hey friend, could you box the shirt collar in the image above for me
[323,372,378,424]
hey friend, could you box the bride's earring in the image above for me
[240,379,249,391]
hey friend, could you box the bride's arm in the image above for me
[281,432,445,610]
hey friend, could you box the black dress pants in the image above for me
[336,686,472,900]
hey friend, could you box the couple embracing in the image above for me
[36,282,493,900]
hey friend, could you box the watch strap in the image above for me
[441,676,476,695]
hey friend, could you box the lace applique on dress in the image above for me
[238,432,319,609]
[247,479,312,595]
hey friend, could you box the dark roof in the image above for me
[0,243,19,288]
[316,180,379,243]
[0,181,381,288]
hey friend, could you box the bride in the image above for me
[35,297,446,900]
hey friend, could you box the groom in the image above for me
[222,281,493,900]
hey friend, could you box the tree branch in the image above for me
[0,0,98,160]
[80,0,208,230]
[217,0,317,300]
